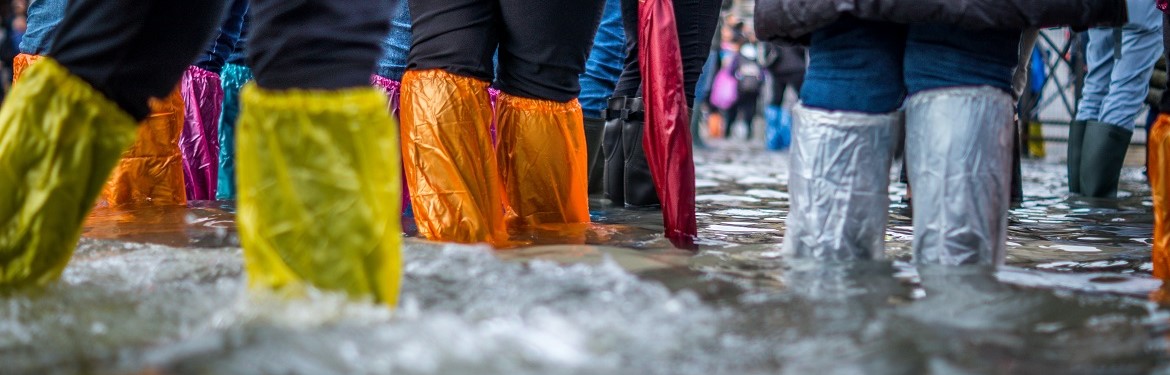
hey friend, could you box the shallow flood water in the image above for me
[4,141,1170,374]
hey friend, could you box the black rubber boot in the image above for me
[1067,120,1087,194]
[584,117,606,195]
[622,98,661,208]
[603,97,628,205]
[1079,121,1133,198]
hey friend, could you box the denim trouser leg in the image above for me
[19,0,69,55]
[1076,27,1117,122]
[903,24,1020,95]
[1100,2,1164,128]
[1077,0,1165,129]
[375,0,411,81]
[799,18,907,113]
[577,0,626,118]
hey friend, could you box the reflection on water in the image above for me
[5,142,1169,374]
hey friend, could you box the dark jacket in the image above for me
[755,0,1129,44]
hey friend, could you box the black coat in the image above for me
[755,0,1129,44]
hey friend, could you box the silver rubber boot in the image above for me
[905,87,1014,266]
[783,102,899,261]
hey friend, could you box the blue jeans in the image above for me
[194,0,250,74]
[19,0,67,54]
[800,18,1020,114]
[375,0,411,81]
[577,0,625,118]
[1075,0,1164,130]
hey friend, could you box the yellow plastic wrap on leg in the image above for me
[237,84,402,307]
[98,87,188,206]
[0,58,138,287]
[496,93,590,226]
[1150,114,1170,281]
[400,69,507,244]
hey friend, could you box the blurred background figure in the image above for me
[721,39,764,140]
[1070,0,1164,198]
[761,42,804,150]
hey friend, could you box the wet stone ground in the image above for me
[3,139,1170,374]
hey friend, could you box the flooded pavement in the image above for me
[4,140,1170,374]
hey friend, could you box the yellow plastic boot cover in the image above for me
[0,58,139,287]
[1151,114,1170,281]
[496,93,590,226]
[237,84,402,307]
[400,69,507,244]
[99,87,188,206]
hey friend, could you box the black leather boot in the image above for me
[602,97,628,205]
[1079,121,1133,198]
[621,98,661,208]
[583,117,606,195]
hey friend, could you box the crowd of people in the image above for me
[0,0,1151,308]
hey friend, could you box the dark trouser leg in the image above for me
[613,0,720,103]
[495,0,604,222]
[249,0,392,90]
[49,0,228,120]
[194,0,250,75]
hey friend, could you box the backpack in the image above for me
[735,57,765,94]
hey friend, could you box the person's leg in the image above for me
[579,0,626,195]
[375,0,412,82]
[494,0,604,225]
[17,0,66,55]
[1068,27,1118,194]
[784,17,906,261]
[403,0,504,244]
[1074,29,1117,123]
[180,0,250,201]
[1100,2,1163,128]
[237,0,402,306]
[723,100,740,138]
[741,91,759,140]
[16,0,189,208]
[194,0,249,75]
[1081,4,1164,198]
[371,0,412,215]
[0,0,225,287]
[903,24,1020,266]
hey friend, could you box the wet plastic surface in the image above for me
[179,66,223,201]
[0,58,139,287]
[234,85,402,306]
[6,139,1170,374]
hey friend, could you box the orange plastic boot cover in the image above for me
[400,69,507,244]
[495,93,590,227]
[11,54,187,207]
[1151,114,1170,280]
[98,88,188,206]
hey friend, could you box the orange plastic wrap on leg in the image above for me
[1150,114,1170,280]
[496,93,590,227]
[12,53,41,82]
[98,88,188,206]
[11,54,186,207]
[400,69,507,244]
